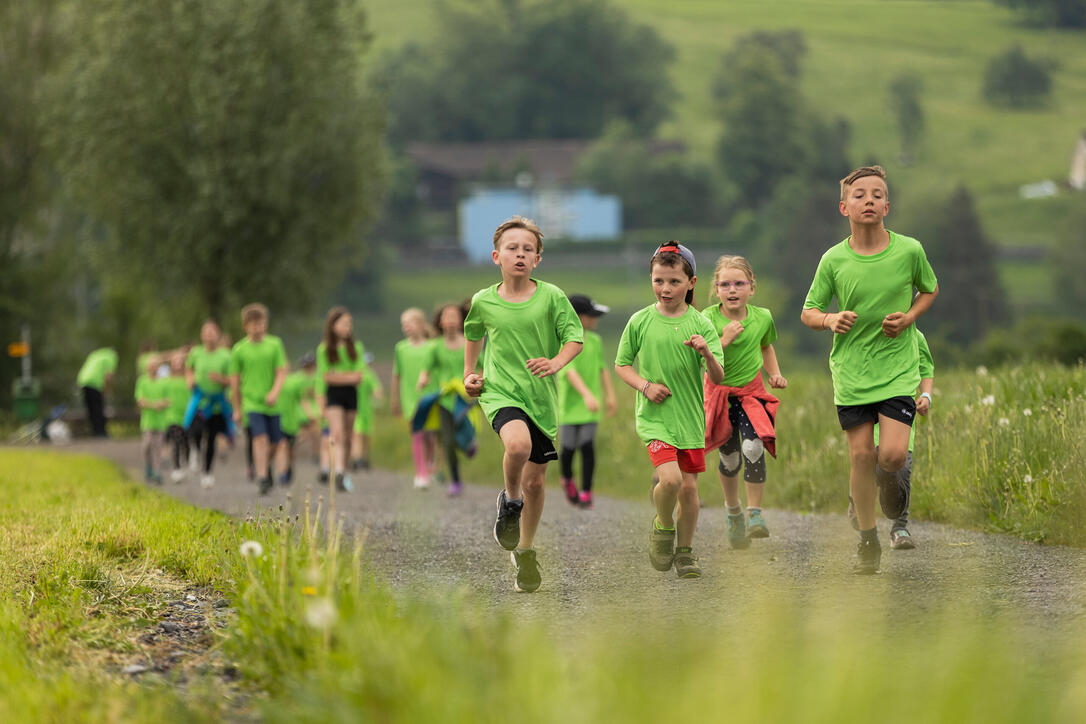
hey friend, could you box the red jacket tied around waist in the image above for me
[703,374,779,457]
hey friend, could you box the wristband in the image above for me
[641,380,651,397]
[919,392,932,404]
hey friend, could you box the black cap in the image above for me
[299,352,317,368]
[569,294,610,317]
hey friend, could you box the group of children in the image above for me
[462,164,937,592]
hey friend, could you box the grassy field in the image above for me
[370,361,1086,546]
[4,449,1086,721]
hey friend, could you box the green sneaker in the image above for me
[890,528,916,550]
[511,549,542,593]
[747,509,769,539]
[649,519,676,571]
[673,547,702,578]
[727,513,750,549]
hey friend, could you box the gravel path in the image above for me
[61,439,1086,633]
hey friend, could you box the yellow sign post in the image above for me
[7,342,29,358]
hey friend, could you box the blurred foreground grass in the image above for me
[1,449,1085,721]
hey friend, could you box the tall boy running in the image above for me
[463,217,583,593]
[801,165,938,574]
[230,303,289,496]
[615,243,725,579]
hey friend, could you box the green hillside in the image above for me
[363,0,1086,262]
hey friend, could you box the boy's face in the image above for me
[651,262,695,313]
[840,175,889,225]
[401,314,424,338]
[244,317,267,338]
[492,228,540,279]
[714,267,754,311]
[200,322,220,347]
[579,313,599,331]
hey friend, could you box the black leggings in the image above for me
[559,440,596,492]
[189,414,227,474]
[166,425,189,469]
[438,407,461,483]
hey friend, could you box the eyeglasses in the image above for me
[716,280,749,289]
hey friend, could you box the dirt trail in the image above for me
[61,439,1086,633]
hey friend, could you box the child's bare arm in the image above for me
[265,367,287,406]
[884,286,939,338]
[684,334,724,385]
[916,377,934,415]
[601,368,617,416]
[390,375,402,413]
[526,340,582,378]
[615,363,670,403]
[801,307,857,333]
[464,339,485,397]
[762,344,787,389]
[565,368,599,413]
[231,375,242,422]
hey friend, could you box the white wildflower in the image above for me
[981,395,996,406]
[998,417,1009,427]
[239,540,264,558]
[964,404,973,413]
[976,365,989,377]
[1023,408,1032,417]
[1024,474,1033,484]
[304,597,337,630]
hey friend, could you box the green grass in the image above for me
[4,448,1086,721]
[371,361,1086,546]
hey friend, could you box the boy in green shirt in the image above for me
[802,165,938,574]
[615,242,726,579]
[351,355,383,472]
[162,351,193,484]
[464,216,584,593]
[557,294,616,509]
[135,355,169,484]
[230,303,289,496]
[76,347,118,437]
[277,353,318,486]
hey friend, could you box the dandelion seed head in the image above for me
[304,597,337,630]
[1024,474,1033,484]
[239,540,263,558]
[976,365,989,377]
[981,395,996,406]
[1023,408,1032,416]
[998,417,1009,427]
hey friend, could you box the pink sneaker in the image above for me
[578,491,593,509]
[561,477,579,505]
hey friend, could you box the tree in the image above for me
[49,0,385,326]
[918,186,1009,344]
[380,0,674,143]
[887,74,925,164]
[983,46,1053,108]
[993,0,1086,28]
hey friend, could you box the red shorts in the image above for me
[646,440,706,473]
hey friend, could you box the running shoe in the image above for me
[876,466,908,520]
[727,513,750,550]
[413,475,431,490]
[649,519,676,571]
[258,475,273,496]
[200,474,215,489]
[511,549,542,593]
[890,528,916,550]
[342,475,354,493]
[578,490,593,509]
[334,473,346,492]
[847,497,859,531]
[747,509,769,539]
[188,450,200,473]
[853,538,882,575]
[561,477,579,505]
[493,491,524,551]
[318,470,329,484]
[447,480,464,497]
[170,469,185,484]
[673,547,702,578]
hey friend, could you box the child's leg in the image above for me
[360,434,370,465]
[319,430,331,474]
[497,420,533,499]
[579,439,595,492]
[204,415,225,474]
[653,460,683,528]
[423,431,438,476]
[410,431,429,477]
[717,429,743,509]
[558,425,576,480]
[676,471,700,548]
[845,423,878,531]
[518,461,548,548]
[325,407,347,473]
[894,452,913,531]
[342,411,356,470]
[274,438,290,480]
[142,430,154,476]
[875,416,910,474]
[350,431,364,465]
[438,407,461,482]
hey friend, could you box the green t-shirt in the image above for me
[186,345,231,394]
[135,374,167,431]
[701,304,777,387]
[615,304,725,449]
[279,370,316,436]
[316,340,366,396]
[393,338,435,420]
[354,363,382,435]
[161,376,191,428]
[137,351,157,375]
[77,348,118,391]
[464,279,584,440]
[875,331,934,452]
[424,337,467,412]
[803,231,938,406]
[230,335,288,415]
[558,329,605,426]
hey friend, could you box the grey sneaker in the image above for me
[493,491,524,551]
[727,513,750,550]
[673,547,702,578]
[891,528,916,550]
[853,538,882,575]
[649,520,676,571]
[511,549,542,592]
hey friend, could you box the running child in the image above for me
[418,301,473,497]
[464,216,583,593]
[162,351,192,484]
[801,165,938,574]
[135,355,168,484]
[557,294,616,509]
[185,320,233,488]
[230,303,289,496]
[615,242,725,579]
[350,353,383,472]
[277,353,318,486]
[76,347,118,437]
[391,307,438,489]
[316,306,366,492]
[701,255,786,549]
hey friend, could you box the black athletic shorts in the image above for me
[836,395,916,430]
[325,384,358,411]
[491,407,557,464]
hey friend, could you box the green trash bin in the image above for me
[12,378,41,422]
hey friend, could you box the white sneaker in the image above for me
[200,474,215,489]
[170,469,186,484]
[188,450,200,472]
[413,475,431,490]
